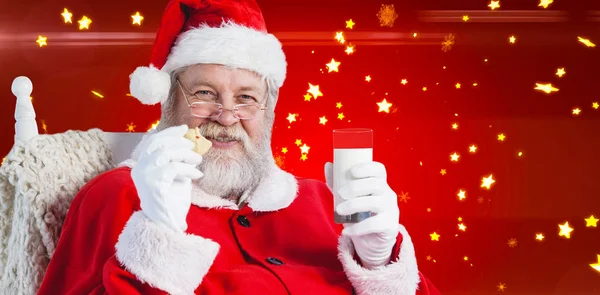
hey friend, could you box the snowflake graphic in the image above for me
[441,33,455,52]
[376,4,398,27]
[507,238,518,248]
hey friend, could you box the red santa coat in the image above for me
[38,162,440,295]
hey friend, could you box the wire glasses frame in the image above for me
[176,79,268,120]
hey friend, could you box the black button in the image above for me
[266,257,284,266]
[237,215,250,227]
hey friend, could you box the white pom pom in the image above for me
[129,65,171,105]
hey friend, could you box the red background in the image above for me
[1,0,600,293]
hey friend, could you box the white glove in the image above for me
[325,161,400,269]
[130,124,204,233]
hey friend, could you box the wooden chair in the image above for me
[0,76,145,294]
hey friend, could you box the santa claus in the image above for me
[38,0,440,294]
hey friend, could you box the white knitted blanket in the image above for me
[0,129,115,295]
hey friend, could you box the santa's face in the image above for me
[171,64,273,200]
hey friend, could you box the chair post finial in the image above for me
[12,76,38,142]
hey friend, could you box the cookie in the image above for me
[184,127,212,155]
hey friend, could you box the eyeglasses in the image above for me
[176,79,268,120]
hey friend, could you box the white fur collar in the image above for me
[118,131,299,212]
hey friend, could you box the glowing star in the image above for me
[457,190,466,200]
[481,174,495,190]
[462,15,469,21]
[497,283,507,291]
[488,0,500,10]
[463,256,469,261]
[377,99,392,113]
[539,0,553,8]
[578,37,596,47]
[300,144,310,154]
[345,45,354,55]
[440,169,447,175]
[300,154,308,161]
[558,221,574,239]
[334,32,344,42]
[430,232,440,241]
[336,102,343,109]
[401,79,408,85]
[509,35,516,43]
[593,102,599,109]
[534,83,559,94]
[572,108,581,115]
[458,223,466,231]
[455,83,461,89]
[78,16,92,30]
[131,12,144,25]
[281,147,288,154]
[148,120,160,131]
[518,151,523,157]
[326,58,340,73]
[508,238,517,248]
[452,123,459,130]
[426,255,432,261]
[307,83,323,99]
[286,113,297,124]
[319,116,328,125]
[450,152,460,162]
[345,19,355,29]
[427,208,432,212]
[458,217,463,222]
[91,91,104,98]
[536,233,545,241]
[376,4,398,27]
[498,133,506,141]
[126,123,136,132]
[365,75,372,82]
[337,113,345,120]
[556,68,566,77]
[469,145,477,153]
[441,33,455,52]
[590,255,600,273]
[303,94,312,101]
[295,139,302,146]
[36,35,48,47]
[61,8,73,23]
[422,87,427,91]
[585,215,599,227]
[399,192,410,203]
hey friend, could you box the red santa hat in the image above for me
[129,0,287,105]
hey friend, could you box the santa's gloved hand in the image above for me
[131,124,203,233]
[325,161,400,269]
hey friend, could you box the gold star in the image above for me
[508,238,517,248]
[365,75,372,82]
[126,122,136,132]
[345,45,355,55]
[458,223,467,231]
[455,83,461,89]
[536,233,545,241]
[556,68,566,77]
[457,190,466,200]
[440,169,447,175]
[337,113,345,120]
[401,79,408,85]
[335,32,344,42]
[300,154,308,161]
[473,82,478,86]
[509,35,516,43]
[462,15,469,21]
[286,113,297,124]
[303,94,312,101]
[148,120,160,131]
[481,174,495,190]
[61,8,73,23]
[300,144,310,154]
[345,19,355,29]
[463,256,469,261]
[426,255,432,261]
[578,37,596,47]
[36,35,48,47]
[427,208,432,212]
[319,116,328,125]
[307,84,323,99]
[281,147,288,154]
[131,12,144,25]
[497,283,507,291]
[488,0,500,10]
[295,139,302,146]
[593,102,599,109]
[590,255,600,273]
[452,123,459,130]
[585,215,599,227]
[399,192,410,203]
[450,152,460,162]
[422,87,427,91]
[538,0,554,8]
[498,133,506,141]
[534,83,559,94]
[469,145,477,153]
[559,221,574,239]
[572,108,581,115]
[326,58,341,73]
[430,232,440,241]
[78,16,92,30]
[377,99,392,113]
[336,102,343,109]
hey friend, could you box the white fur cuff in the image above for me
[115,211,220,295]
[338,224,420,295]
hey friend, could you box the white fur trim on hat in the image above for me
[129,65,171,105]
[163,21,287,88]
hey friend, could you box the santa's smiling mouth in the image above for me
[205,136,240,148]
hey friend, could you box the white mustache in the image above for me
[197,123,248,142]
